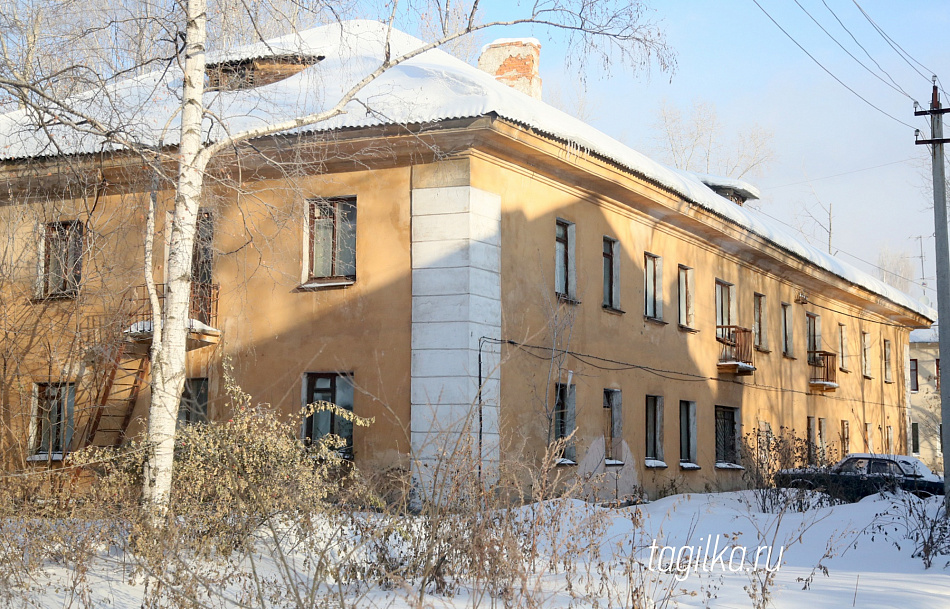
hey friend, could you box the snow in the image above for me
[809,381,839,390]
[555,458,576,466]
[23,491,950,608]
[644,459,668,468]
[604,458,624,466]
[692,172,762,200]
[479,37,541,53]
[911,324,939,342]
[715,462,745,470]
[125,319,221,335]
[680,462,702,470]
[0,20,935,321]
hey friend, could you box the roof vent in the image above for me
[477,38,542,100]
[206,54,322,91]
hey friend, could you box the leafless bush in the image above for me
[870,492,950,569]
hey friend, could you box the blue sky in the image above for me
[475,0,950,304]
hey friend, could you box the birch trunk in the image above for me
[141,0,208,517]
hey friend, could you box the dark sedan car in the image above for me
[774,454,945,502]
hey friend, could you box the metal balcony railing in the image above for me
[128,283,219,329]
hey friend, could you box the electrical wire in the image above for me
[763,157,918,189]
[851,0,945,95]
[482,337,910,411]
[792,0,913,101]
[750,0,917,130]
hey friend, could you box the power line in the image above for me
[819,0,917,102]
[792,0,913,101]
[749,0,917,130]
[763,157,917,189]
[851,0,946,96]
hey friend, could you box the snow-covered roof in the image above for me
[692,173,761,201]
[480,37,541,53]
[0,20,935,321]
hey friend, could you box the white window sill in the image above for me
[679,462,701,470]
[27,452,65,462]
[678,324,699,334]
[297,279,355,291]
[644,316,668,326]
[604,459,625,467]
[556,458,577,466]
[644,459,668,469]
[715,462,744,470]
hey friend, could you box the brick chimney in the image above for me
[477,38,542,100]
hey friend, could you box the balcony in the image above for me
[717,325,755,375]
[125,283,221,350]
[808,350,838,391]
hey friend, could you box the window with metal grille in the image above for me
[309,198,356,281]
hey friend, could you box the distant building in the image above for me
[909,326,943,473]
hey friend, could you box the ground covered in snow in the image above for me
[20,490,950,609]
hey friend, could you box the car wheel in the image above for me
[788,479,814,490]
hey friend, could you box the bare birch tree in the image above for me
[0,0,675,518]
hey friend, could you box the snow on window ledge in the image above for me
[297,278,355,291]
[644,459,668,469]
[715,462,744,470]
[26,452,65,462]
[604,459,624,467]
[555,458,577,466]
[679,462,701,470]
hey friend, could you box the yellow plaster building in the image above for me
[0,21,934,498]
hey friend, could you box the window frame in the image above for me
[603,389,622,461]
[910,358,919,392]
[679,400,697,465]
[753,293,768,350]
[39,221,84,299]
[715,280,734,340]
[678,265,695,329]
[307,197,357,286]
[28,382,75,460]
[714,405,740,465]
[555,219,577,301]
[302,372,356,457]
[841,419,850,456]
[883,339,893,383]
[911,422,920,454]
[781,302,794,357]
[178,378,209,427]
[644,253,663,320]
[861,331,872,378]
[806,313,821,365]
[554,382,577,461]
[838,323,849,372]
[602,237,621,311]
[645,395,664,463]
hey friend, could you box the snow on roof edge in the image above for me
[479,37,541,54]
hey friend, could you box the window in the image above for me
[715,280,734,340]
[886,426,894,454]
[806,313,821,364]
[554,383,577,461]
[604,389,622,461]
[838,324,849,371]
[911,422,920,453]
[40,221,83,297]
[603,238,620,310]
[715,406,739,464]
[30,383,75,458]
[678,265,695,328]
[178,378,209,426]
[781,303,794,356]
[644,253,663,319]
[840,420,850,455]
[303,373,355,456]
[883,340,893,383]
[818,418,827,464]
[753,294,767,349]
[679,400,697,464]
[861,332,872,378]
[645,395,664,462]
[555,220,576,300]
[938,359,941,390]
[910,359,919,392]
[865,423,874,452]
[806,416,817,465]
[308,197,356,282]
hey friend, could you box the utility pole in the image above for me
[915,78,950,500]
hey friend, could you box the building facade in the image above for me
[0,21,934,499]
[909,328,944,473]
